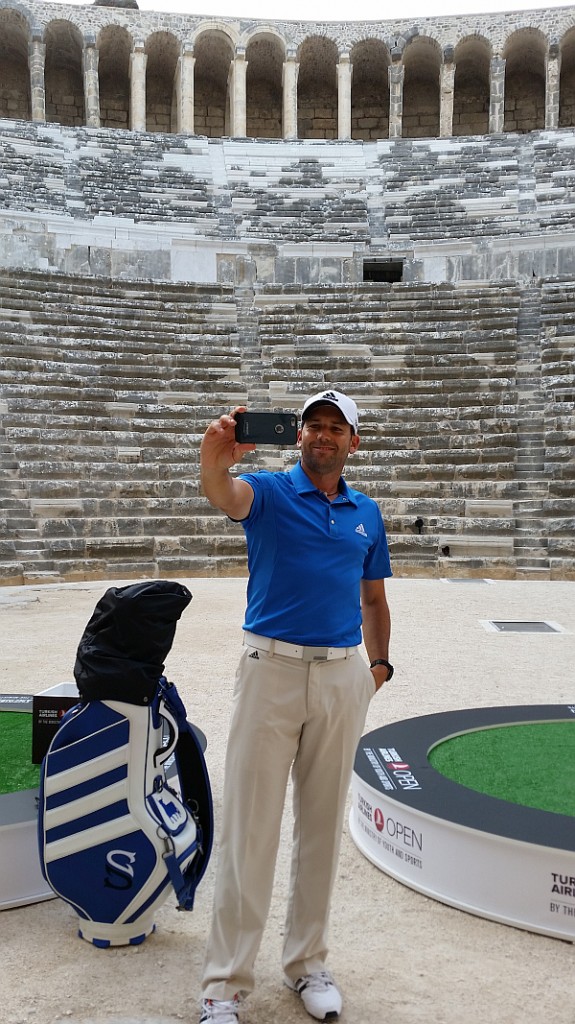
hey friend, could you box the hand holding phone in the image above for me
[234,411,298,446]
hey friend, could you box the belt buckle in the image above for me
[302,646,330,661]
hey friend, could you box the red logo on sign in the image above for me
[374,808,384,832]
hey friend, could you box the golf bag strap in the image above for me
[158,678,214,906]
[163,836,202,911]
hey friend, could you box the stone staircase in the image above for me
[222,139,370,243]
[539,278,575,577]
[0,121,224,230]
[1,269,574,583]
[513,283,549,578]
[370,135,524,242]
[3,122,575,297]
[0,271,254,582]
[0,423,43,582]
[533,131,575,231]
[254,279,522,577]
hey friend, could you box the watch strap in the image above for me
[370,658,394,679]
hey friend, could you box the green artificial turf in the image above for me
[429,721,575,817]
[0,712,41,795]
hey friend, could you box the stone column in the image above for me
[83,39,100,128]
[489,56,505,134]
[282,49,299,139]
[178,45,195,133]
[337,52,352,139]
[440,46,455,138]
[388,51,404,139]
[231,47,247,137]
[545,42,560,130]
[130,44,147,132]
[29,34,46,122]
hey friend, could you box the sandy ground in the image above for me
[0,575,574,1024]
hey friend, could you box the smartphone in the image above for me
[235,411,298,446]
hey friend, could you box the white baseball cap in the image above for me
[301,389,359,433]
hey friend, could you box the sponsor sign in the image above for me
[32,683,79,764]
[362,745,422,792]
[550,872,575,921]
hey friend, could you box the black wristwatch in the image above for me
[370,659,394,680]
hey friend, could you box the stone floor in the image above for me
[0,575,574,1024]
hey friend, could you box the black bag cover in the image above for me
[74,580,192,705]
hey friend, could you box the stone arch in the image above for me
[240,23,285,50]
[145,31,179,133]
[559,27,575,127]
[297,34,339,139]
[97,24,132,131]
[350,37,390,140]
[453,35,491,136]
[503,28,547,133]
[194,29,235,138]
[193,20,239,50]
[0,7,31,120]
[245,31,285,139]
[402,34,442,138]
[44,19,84,127]
[391,27,420,62]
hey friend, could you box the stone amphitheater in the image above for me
[0,0,574,585]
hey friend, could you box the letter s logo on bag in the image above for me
[104,849,136,890]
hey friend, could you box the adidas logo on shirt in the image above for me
[355,523,368,538]
[249,650,260,659]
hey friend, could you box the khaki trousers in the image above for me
[202,642,375,1000]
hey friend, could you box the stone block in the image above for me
[85,536,155,558]
[45,537,86,557]
[272,260,294,284]
[0,561,24,584]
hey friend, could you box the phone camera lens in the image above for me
[275,424,284,434]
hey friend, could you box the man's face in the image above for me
[298,404,360,477]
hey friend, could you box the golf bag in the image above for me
[37,580,213,948]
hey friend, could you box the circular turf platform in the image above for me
[350,704,575,941]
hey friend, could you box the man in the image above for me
[199,389,393,1024]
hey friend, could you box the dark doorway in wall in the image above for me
[363,259,404,282]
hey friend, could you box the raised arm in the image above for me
[200,407,255,520]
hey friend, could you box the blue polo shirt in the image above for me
[237,462,392,647]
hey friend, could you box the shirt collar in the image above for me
[290,461,357,506]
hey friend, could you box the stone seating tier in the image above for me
[1,374,244,398]
[0,268,233,300]
[2,411,517,440]
[3,125,575,261]
[0,314,238,344]
[4,504,532,581]
[261,361,516,390]
[0,123,222,228]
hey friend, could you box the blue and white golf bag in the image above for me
[37,580,213,948]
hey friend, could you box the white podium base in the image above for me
[350,707,575,942]
[0,789,55,909]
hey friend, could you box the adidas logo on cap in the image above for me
[301,390,359,432]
